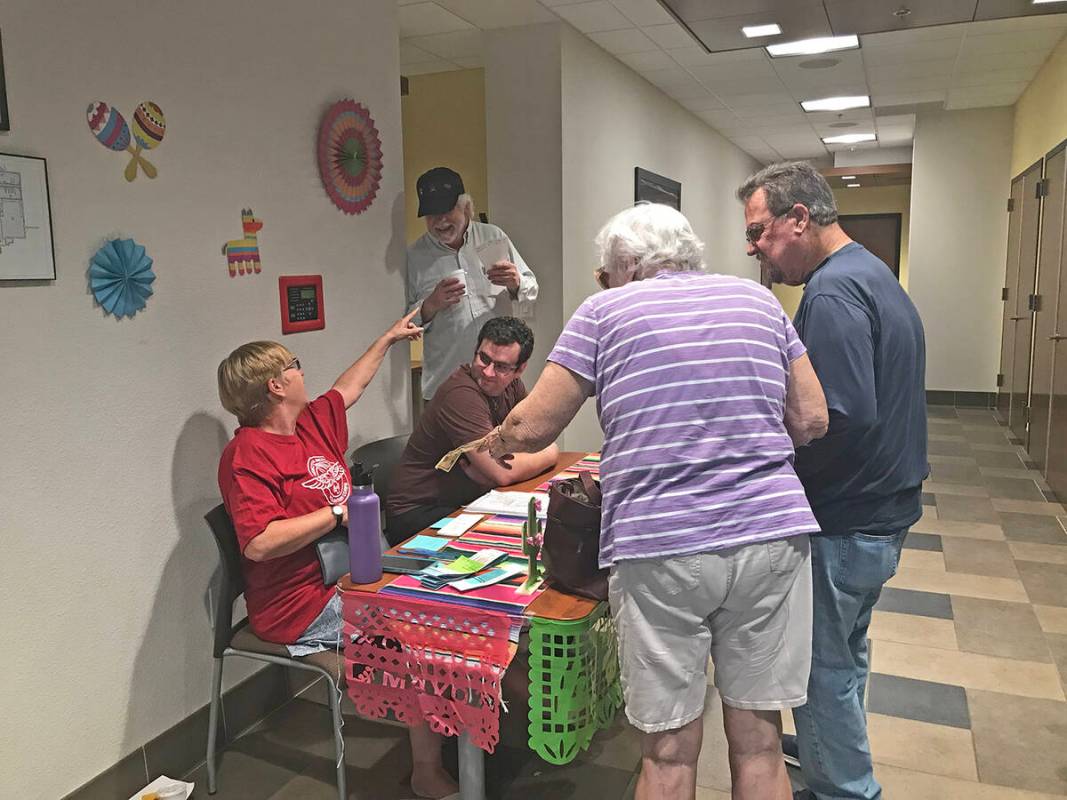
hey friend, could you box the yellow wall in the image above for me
[1011,31,1067,177]
[401,68,489,361]
[772,183,912,318]
[401,68,489,244]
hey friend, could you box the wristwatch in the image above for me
[331,505,344,528]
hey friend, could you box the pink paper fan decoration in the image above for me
[317,99,383,215]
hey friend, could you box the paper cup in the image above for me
[445,268,467,296]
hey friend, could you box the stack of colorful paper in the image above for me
[535,452,600,491]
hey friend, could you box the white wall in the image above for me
[0,2,407,797]
[909,108,1014,392]
[484,25,565,396]
[558,25,762,450]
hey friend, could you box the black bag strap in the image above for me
[579,471,601,505]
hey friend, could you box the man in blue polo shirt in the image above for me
[737,162,928,800]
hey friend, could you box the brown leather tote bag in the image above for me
[542,471,608,601]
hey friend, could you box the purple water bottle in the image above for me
[347,461,383,584]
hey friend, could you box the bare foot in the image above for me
[410,765,458,799]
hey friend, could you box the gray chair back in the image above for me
[353,433,410,507]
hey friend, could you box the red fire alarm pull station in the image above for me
[279,275,325,334]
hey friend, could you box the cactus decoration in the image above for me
[521,497,544,591]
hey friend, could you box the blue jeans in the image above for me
[793,528,908,800]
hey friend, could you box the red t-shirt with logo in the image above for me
[218,391,351,643]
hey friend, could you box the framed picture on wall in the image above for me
[0,30,8,131]
[0,153,57,281]
[634,167,681,211]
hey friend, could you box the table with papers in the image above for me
[337,451,619,800]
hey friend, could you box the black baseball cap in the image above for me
[416,167,465,217]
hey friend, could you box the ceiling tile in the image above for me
[868,75,953,94]
[437,0,556,27]
[666,83,718,101]
[968,12,1067,34]
[866,59,956,82]
[540,0,581,6]
[870,89,948,107]
[617,49,678,71]
[402,59,462,76]
[588,27,658,54]
[643,22,701,49]
[955,49,1050,71]
[951,66,1040,88]
[406,29,483,59]
[553,0,633,32]
[398,0,423,5]
[696,109,745,129]
[697,75,788,95]
[398,2,475,37]
[960,28,1066,56]
[400,41,436,65]
[945,82,1029,109]
[719,91,796,108]
[862,23,968,47]
[453,55,484,68]
[861,39,963,66]
[642,66,702,89]
[609,0,677,26]
[681,94,727,111]
[825,0,978,34]
[685,54,779,81]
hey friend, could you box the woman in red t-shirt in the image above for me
[217,309,458,799]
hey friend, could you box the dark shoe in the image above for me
[793,791,815,800]
[782,732,801,768]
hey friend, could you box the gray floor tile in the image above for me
[921,492,936,506]
[983,476,1046,502]
[968,689,1067,794]
[962,426,1015,445]
[999,512,1067,545]
[954,409,1001,425]
[951,596,1052,662]
[502,748,635,800]
[867,673,971,729]
[1047,634,1067,692]
[1016,561,1067,607]
[875,587,953,619]
[184,747,303,800]
[930,462,985,485]
[928,439,974,457]
[926,405,959,418]
[973,449,1026,468]
[934,494,1000,524]
[903,531,943,552]
[941,538,1019,578]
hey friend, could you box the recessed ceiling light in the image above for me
[846,183,862,188]
[822,133,877,144]
[1032,1,1067,5]
[801,95,870,112]
[840,175,857,180]
[766,35,859,58]
[742,23,782,38]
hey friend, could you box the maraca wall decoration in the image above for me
[222,209,264,277]
[317,99,382,215]
[87,100,166,181]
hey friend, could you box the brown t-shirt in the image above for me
[388,364,527,516]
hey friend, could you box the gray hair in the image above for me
[456,193,475,220]
[736,161,838,226]
[596,203,705,279]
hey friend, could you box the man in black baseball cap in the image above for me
[416,166,465,217]
[405,166,539,401]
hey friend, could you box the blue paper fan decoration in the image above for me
[89,238,155,318]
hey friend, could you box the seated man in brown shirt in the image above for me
[386,316,560,544]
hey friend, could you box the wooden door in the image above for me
[1031,145,1065,472]
[1011,161,1044,443]
[1043,141,1067,499]
[998,177,1025,422]
[839,214,902,277]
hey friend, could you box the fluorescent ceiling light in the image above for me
[766,34,859,58]
[801,95,870,112]
[846,183,861,188]
[1032,1,1067,5]
[742,23,782,38]
[821,133,876,144]
[840,175,857,180]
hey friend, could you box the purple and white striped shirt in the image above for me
[548,271,818,567]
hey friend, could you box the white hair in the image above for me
[456,193,475,220]
[595,202,705,279]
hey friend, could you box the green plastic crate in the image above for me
[527,602,623,764]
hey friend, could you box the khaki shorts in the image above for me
[608,534,812,733]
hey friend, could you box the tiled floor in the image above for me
[190,407,1067,799]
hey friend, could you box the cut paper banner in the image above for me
[89,238,155,318]
[87,100,163,181]
[222,209,264,277]
[317,99,382,215]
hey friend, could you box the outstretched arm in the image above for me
[486,362,592,457]
[331,308,422,409]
